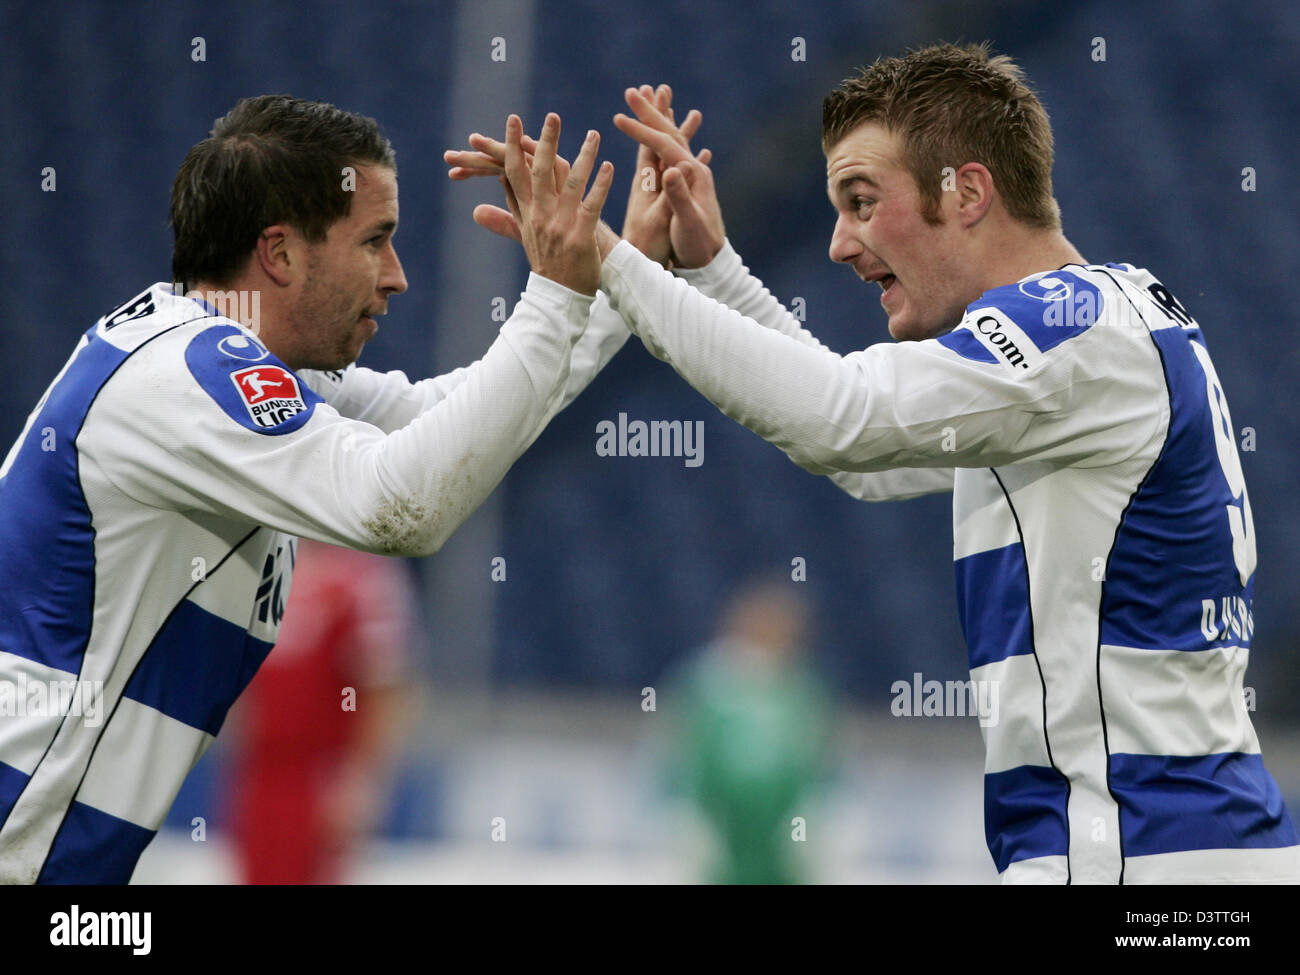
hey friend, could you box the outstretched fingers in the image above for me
[472,203,522,243]
[503,115,532,209]
[578,160,615,232]
[530,113,561,205]
[678,109,703,143]
[445,131,540,179]
[615,87,695,167]
[625,86,676,132]
[561,130,601,215]
[614,113,684,166]
[635,85,666,172]
[661,165,697,216]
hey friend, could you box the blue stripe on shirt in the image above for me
[1111,752,1298,856]
[955,542,1036,669]
[1101,327,1253,651]
[0,329,127,675]
[984,764,1071,873]
[124,597,273,736]
[0,760,30,831]
[37,800,155,884]
[936,327,998,364]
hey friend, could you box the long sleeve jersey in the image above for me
[603,239,1298,884]
[0,276,627,883]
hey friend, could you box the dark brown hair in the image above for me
[170,95,396,288]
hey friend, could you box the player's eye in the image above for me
[853,197,875,216]
[367,235,387,247]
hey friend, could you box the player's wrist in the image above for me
[673,237,733,280]
[523,269,598,307]
[595,221,623,263]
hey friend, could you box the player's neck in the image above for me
[977,226,1087,294]
[187,276,293,366]
[187,277,259,331]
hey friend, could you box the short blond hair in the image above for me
[822,42,1061,229]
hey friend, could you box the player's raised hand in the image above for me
[660,157,725,269]
[445,130,574,245]
[445,132,568,186]
[615,85,725,269]
[502,113,613,296]
[620,84,708,267]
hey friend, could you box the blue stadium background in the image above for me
[3,0,1298,725]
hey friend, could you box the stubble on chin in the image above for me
[289,275,361,372]
[297,325,361,372]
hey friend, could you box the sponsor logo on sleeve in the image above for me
[217,332,270,361]
[967,308,1044,372]
[185,324,321,435]
[1018,274,1074,303]
[231,366,308,428]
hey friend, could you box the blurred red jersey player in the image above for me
[227,538,418,884]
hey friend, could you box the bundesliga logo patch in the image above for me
[230,366,308,428]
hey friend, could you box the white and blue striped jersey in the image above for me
[0,278,627,884]
[602,240,1300,884]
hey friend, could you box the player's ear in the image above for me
[953,162,994,228]
[254,226,296,287]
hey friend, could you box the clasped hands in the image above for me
[443,85,726,296]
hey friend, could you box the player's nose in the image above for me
[382,243,408,296]
[828,214,863,265]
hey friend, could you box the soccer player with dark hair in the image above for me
[0,96,615,883]
[455,43,1298,883]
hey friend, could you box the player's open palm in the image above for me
[502,113,612,296]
